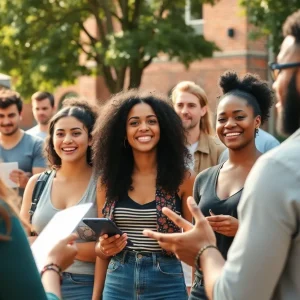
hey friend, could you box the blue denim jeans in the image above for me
[61,272,94,300]
[103,250,188,300]
[189,272,208,300]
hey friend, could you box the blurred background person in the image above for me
[0,90,46,196]
[27,91,56,140]
[172,81,225,174]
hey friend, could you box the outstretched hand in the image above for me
[143,196,216,266]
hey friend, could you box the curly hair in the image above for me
[92,90,190,201]
[45,98,98,167]
[283,10,300,43]
[219,71,274,124]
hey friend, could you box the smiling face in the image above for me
[216,95,261,150]
[0,104,21,136]
[173,91,207,131]
[126,103,160,153]
[53,116,91,164]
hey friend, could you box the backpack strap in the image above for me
[29,170,52,224]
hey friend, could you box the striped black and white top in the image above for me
[115,195,181,252]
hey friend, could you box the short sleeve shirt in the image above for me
[0,133,46,195]
[27,125,47,140]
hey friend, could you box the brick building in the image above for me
[23,0,274,131]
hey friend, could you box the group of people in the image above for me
[0,9,299,300]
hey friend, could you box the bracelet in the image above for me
[194,245,218,270]
[41,263,63,284]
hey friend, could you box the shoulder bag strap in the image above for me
[29,170,52,224]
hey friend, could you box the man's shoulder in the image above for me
[257,129,300,175]
[258,129,279,141]
[207,135,226,152]
[26,125,38,134]
[26,126,47,140]
[22,132,44,146]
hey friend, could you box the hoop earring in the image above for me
[255,128,259,135]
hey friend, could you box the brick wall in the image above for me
[22,0,269,129]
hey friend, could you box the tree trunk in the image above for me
[116,67,126,92]
[128,62,143,90]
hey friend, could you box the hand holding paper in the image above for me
[0,162,19,188]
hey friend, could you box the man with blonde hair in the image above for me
[171,81,225,293]
[172,81,225,174]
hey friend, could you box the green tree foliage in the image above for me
[0,0,218,96]
[240,0,300,53]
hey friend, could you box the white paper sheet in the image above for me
[0,162,19,188]
[31,203,93,271]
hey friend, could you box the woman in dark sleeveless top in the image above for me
[91,90,195,299]
[190,72,274,300]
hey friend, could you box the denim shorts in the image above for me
[61,272,94,300]
[103,250,188,300]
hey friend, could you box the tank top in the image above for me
[32,170,97,275]
[114,194,181,252]
[103,186,182,256]
[194,164,242,259]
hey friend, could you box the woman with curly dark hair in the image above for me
[189,71,274,300]
[92,90,195,300]
[20,98,99,300]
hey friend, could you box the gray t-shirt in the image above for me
[32,171,98,275]
[27,125,47,140]
[0,132,46,195]
[214,128,300,300]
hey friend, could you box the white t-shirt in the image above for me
[27,125,47,140]
[182,141,199,287]
[187,141,199,170]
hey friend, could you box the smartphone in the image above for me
[82,218,134,246]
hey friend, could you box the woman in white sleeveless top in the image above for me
[21,99,99,300]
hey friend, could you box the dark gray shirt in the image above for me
[193,164,242,260]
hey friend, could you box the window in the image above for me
[185,0,204,35]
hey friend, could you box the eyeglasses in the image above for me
[269,62,300,81]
